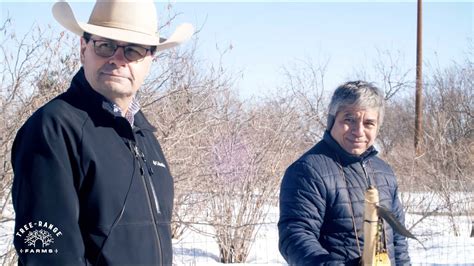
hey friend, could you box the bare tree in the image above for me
[352,48,413,101]
[421,58,473,235]
[141,44,237,240]
[382,56,473,238]
[196,87,303,263]
[279,57,329,144]
[351,49,414,156]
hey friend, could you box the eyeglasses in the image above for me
[89,39,153,62]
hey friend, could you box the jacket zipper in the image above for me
[361,161,372,187]
[132,143,164,265]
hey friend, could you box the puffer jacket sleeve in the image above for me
[11,108,87,265]
[278,161,340,265]
[391,184,411,265]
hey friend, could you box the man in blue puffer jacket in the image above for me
[278,81,410,265]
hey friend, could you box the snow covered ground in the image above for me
[2,198,473,265]
[407,214,474,265]
[173,207,474,265]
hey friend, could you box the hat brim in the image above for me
[52,1,193,51]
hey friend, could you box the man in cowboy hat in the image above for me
[11,0,193,264]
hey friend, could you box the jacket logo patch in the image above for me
[152,160,166,168]
[15,221,62,254]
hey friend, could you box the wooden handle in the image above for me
[362,187,379,265]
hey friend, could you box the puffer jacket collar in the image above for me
[322,130,378,166]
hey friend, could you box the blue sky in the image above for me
[1,1,472,99]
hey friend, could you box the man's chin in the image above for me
[99,75,131,85]
[100,82,132,94]
[346,147,367,156]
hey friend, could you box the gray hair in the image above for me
[326,80,385,130]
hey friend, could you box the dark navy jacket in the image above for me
[12,68,174,265]
[278,131,410,265]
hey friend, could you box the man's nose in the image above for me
[351,122,365,136]
[108,47,128,65]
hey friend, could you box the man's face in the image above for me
[330,107,379,155]
[80,35,154,103]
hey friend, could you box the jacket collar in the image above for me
[322,130,377,166]
[67,68,155,132]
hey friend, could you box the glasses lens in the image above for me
[93,41,116,57]
[124,46,148,61]
[92,40,149,61]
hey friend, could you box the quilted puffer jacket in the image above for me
[278,131,410,265]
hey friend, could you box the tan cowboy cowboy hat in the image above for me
[52,0,194,51]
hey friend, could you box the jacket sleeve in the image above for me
[278,161,342,265]
[11,110,87,265]
[391,184,411,265]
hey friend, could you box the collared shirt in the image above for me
[108,97,141,127]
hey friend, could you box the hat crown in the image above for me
[88,0,157,37]
[53,0,193,48]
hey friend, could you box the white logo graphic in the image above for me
[25,229,54,247]
[153,160,166,168]
[15,221,62,254]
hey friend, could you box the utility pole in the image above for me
[415,0,423,156]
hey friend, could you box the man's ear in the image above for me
[80,38,86,64]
